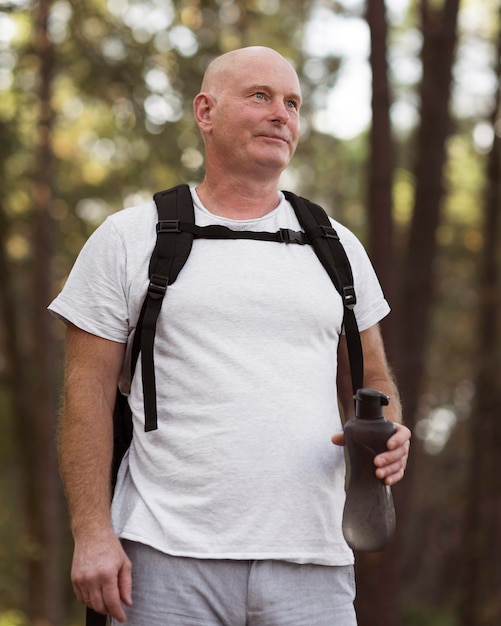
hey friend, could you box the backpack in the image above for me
[86,183,363,626]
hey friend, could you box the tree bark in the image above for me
[365,0,397,360]
[27,0,64,622]
[389,3,460,623]
[355,4,402,626]
[396,0,460,435]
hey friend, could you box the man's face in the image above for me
[206,52,302,176]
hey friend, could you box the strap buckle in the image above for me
[320,225,340,240]
[148,273,169,299]
[343,286,357,310]
[279,228,306,245]
[157,220,181,233]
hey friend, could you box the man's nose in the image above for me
[270,99,290,124]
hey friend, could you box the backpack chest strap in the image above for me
[157,220,310,245]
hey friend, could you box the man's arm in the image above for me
[58,324,132,622]
[334,324,411,486]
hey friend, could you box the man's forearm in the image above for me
[59,382,115,537]
[59,325,126,538]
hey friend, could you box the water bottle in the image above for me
[342,388,396,552]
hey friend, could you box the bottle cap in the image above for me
[353,388,390,419]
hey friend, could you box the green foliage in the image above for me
[0,611,29,626]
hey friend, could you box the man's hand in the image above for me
[374,422,411,485]
[332,422,411,486]
[72,529,132,623]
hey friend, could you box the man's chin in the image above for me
[252,147,293,172]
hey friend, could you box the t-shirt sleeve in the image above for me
[48,217,130,343]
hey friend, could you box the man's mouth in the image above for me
[259,134,288,144]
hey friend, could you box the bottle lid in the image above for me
[353,388,390,419]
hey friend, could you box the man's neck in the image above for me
[196,175,282,220]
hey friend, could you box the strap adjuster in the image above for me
[148,273,169,299]
[279,228,307,244]
[157,220,181,233]
[320,225,340,240]
[343,285,357,310]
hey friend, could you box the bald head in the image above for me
[193,45,302,183]
[200,47,300,99]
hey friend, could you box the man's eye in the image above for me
[287,100,298,109]
[255,92,266,100]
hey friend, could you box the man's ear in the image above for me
[193,93,214,132]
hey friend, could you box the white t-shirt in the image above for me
[49,189,390,566]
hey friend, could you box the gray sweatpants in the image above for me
[113,540,357,626]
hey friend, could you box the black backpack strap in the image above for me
[162,221,310,244]
[137,184,195,432]
[283,191,364,396]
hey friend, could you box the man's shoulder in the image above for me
[97,200,158,246]
[107,199,157,227]
[282,192,362,250]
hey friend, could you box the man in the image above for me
[50,46,411,625]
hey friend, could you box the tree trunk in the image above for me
[390,3,460,622]
[355,4,402,626]
[27,0,65,622]
[460,8,501,623]
[395,0,460,435]
[359,2,460,624]
[365,0,397,361]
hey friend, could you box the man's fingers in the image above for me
[376,439,410,465]
[331,432,345,446]
[387,423,412,449]
[118,557,133,607]
[75,582,127,623]
[376,459,406,485]
[101,580,128,622]
[71,541,132,622]
[375,437,410,485]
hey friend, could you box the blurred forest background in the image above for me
[0,0,500,624]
